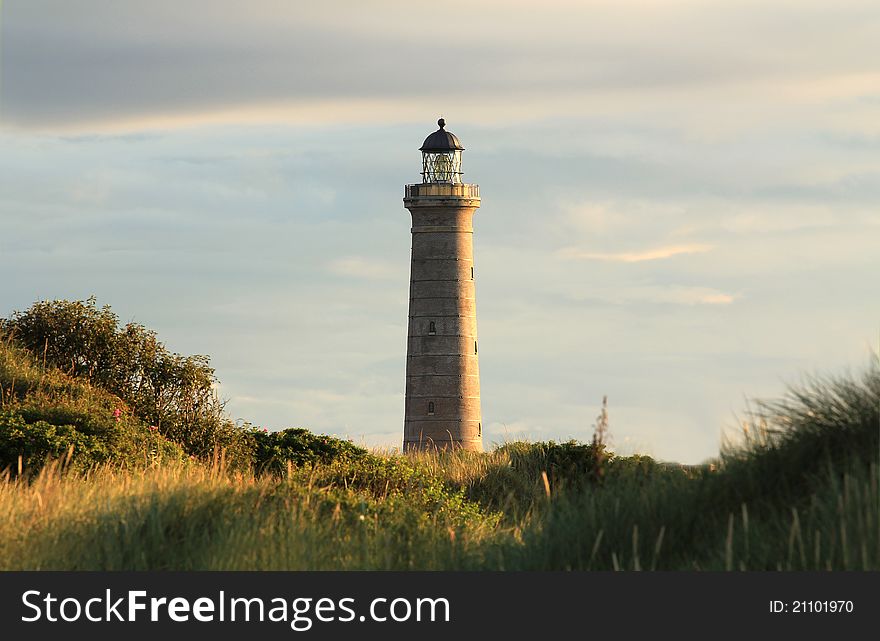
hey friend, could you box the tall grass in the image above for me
[1,457,874,571]
[0,459,505,570]
[513,366,880,570]
[1,341,877,570]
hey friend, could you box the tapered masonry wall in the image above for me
[403,183,482,452]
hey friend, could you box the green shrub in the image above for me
[3,298,252,465]
[252,427,367,472]
[2,297,119,383]
[0,409,108,469]
[0,408,187,474]
[498,439,611,489]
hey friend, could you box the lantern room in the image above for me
[419,118,464,184]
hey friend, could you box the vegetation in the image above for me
[2,297,254,466]
[0,298,877,570]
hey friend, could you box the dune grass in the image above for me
[1,326,877,570]
[1,365,876,571]
[0,455,875,571]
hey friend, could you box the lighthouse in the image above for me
[403,119,483,452]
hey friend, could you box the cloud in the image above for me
[581,285,737,306]
[558,243,714,262]
[3,1,880,132]
[696,292,736,305]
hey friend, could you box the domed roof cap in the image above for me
[419,118,464,152]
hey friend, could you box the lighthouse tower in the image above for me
[403,119,483,452]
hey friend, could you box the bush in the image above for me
[3,297,119,383]
[3,298,254,465]
[251,427,367,472]
[0,410,108,469]
[499,440,611,488]
[0,408,187,474]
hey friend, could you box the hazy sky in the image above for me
[2,1,878,462]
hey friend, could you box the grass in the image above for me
[1,329,877,570]
[0,455,875,571]
[0,459,503,570]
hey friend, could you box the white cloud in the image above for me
[4,1,880,134]
[558,243,714,262]
[696,292,736,305]
[585,285,736,306]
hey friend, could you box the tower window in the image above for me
[471,266,474,280]
[428,321,436,335]
[478,423,482,437]
[428,402,435,415]
[474,340,478,354]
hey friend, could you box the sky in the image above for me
[1,0,878,463]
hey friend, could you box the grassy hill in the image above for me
[0,333,187,471]
[0,300,877,570]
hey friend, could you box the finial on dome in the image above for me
[419,118,463,152]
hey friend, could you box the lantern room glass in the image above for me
[422,150,462,184]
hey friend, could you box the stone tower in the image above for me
[403,119,482,452]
